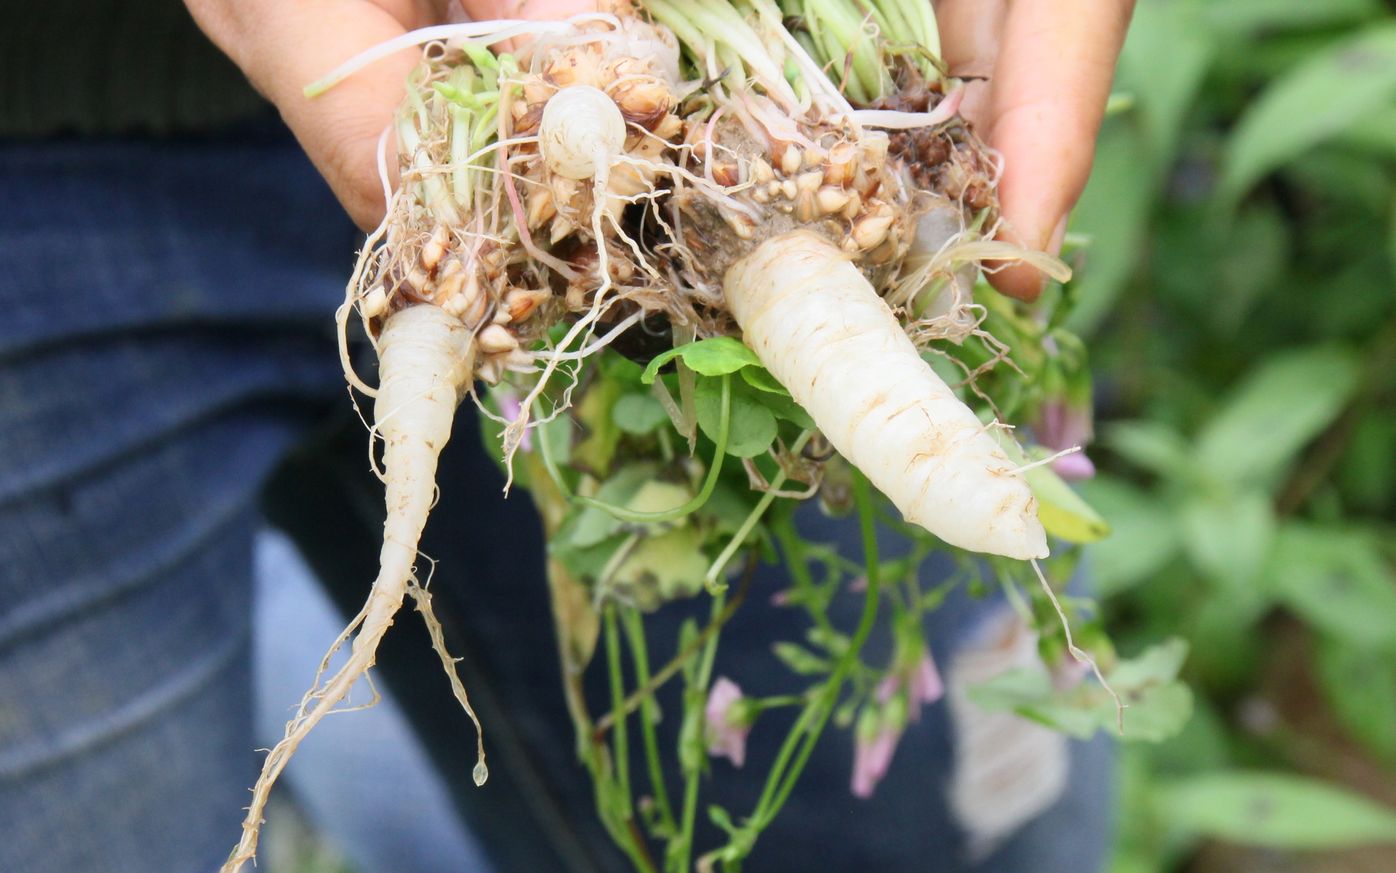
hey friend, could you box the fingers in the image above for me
[981,0,1134,300]
[460,0,602,17]
[188,0,433,230]
[931,0,1007,128]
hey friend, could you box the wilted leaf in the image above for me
[610,526,709,610]
[1159,772,1396,848]
[1221,24,1396,201]
[572,373,626,475]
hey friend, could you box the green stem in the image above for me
[772,512,834,634]
[742,470,882,842]
[581,375,729,523]
[605,606,657,873]
[622,608,678,836]
[606,608,634,804]
[704,430,813,590]
[671,590,727,873]
[594,564,754,738]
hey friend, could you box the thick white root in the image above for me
[724,231,1048,560]
[222,305,475,873]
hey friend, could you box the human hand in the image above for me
[185,0,598,231]
[934,0,1135,300]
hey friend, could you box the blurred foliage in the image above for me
[1064,0,1396,869]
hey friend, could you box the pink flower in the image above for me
[910,652,944,710]
[851,725,901,798]
[851,698,908,799]
[1035,400,1095,481]
[704,677,752,768]
[876,650,944,722]
[855,644,943,797]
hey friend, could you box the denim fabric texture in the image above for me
[0,125,1111,873]
[0,127,352,872]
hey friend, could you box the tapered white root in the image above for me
[724,231,1047,560]
[222,305,476,873]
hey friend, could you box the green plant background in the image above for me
[1067,0,1396,869]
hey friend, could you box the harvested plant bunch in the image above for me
[223,2,1126,871]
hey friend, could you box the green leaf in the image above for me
[552,464,658,551]
[572,373,626,476]
[991,431,1110,544]
[1064,121,1157,335]
[1195,345,1361,487]
[641,337,762,384]
[1117,681,1195,744]
[772,641,830,675]
[612,392,668,435]
[1341,106,1396,160]
[968,639,1192,743]
[1119,0,1216,175]
[694,377,777,458]
[1265,523,1396,650]
[609,526,709,611]
[1103,421,1193,482]
[740,366,789,395]
[1178,490,1276,589]
[625,480,693,515]
[1076,477,1180,597]
[1339,412,1396,510]
[757,389,815,430]
[1025,464,1111,544]
[1316,636,1396,763]
[1205,0,1383,33]
[554,532,632,582]
[1221,24,1396,201]
[1158,772,1396,848]
[1110,637,1189,689]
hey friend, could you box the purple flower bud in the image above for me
[851,706,903,799]
[876,650,944,722]
[910,651,944,709]
[704,677,752,768]
[1035,400,1095,481]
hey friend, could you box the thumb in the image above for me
[188,0,427,230]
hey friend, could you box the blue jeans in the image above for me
[0,124,1111,873]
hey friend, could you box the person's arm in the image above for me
[935,0,1135,300]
